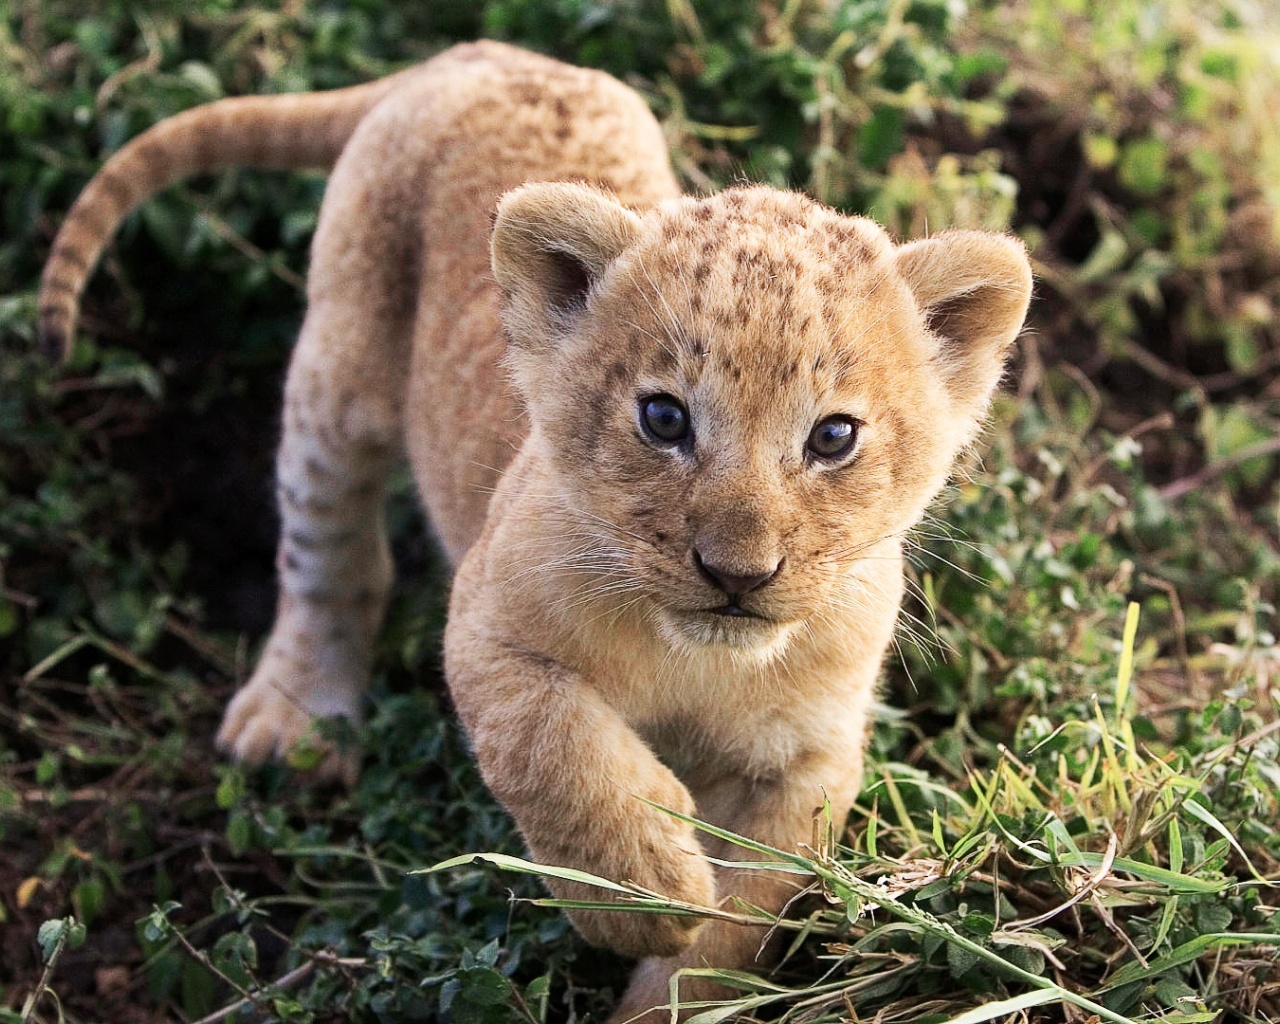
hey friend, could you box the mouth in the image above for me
[656,603,794,662]
[707,602,763,619]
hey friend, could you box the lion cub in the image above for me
[40,40,1031,1020]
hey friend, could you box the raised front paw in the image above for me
[545,794,718,959]
[574,846,716,959]
[215,647,363,784]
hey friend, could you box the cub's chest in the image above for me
[552,604,866,779]
[627,682,834,784]
[636,715,789,784]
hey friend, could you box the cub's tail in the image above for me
[38,70,411,361]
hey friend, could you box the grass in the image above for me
[2,0,1280,1020]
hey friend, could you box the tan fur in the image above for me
[41,41,1032,1019]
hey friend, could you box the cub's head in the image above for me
[491,183,1031,661]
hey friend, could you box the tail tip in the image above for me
[37,310,72,364]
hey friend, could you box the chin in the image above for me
[656,608,797,665]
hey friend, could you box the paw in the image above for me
[216,650,362,784]
[563,820,717,959]
[574,881,713,960]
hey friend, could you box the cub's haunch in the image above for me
[40,40,1032,1020]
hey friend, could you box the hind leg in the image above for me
[216,301,402,781]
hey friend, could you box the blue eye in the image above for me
[640,394,689,445]
[807,415,859,461]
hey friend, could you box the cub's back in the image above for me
[301,41,680,561]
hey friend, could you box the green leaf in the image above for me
[1103,933,1280,990]
[947,941,980,978]
[936,989,1060,1024]
[1193,899,1233,933]
[0,598,17,638]
[1054,851,1227,894]
[528,897,704,917]
[212,932,258,988]
[636,801,817,869]
[458,966,511,1006]
[181,957,217,1018]
[858,106,903,171]
[226,811,253,856]
[284,737,327,771]
[72,878,105,927]
[1114,602,1140,715]
[1003,943,1046,976]
[36,918,70,961]
[422,852,641,895]
[1181,790,1264,880]
[1118,137,1169,197]
[140,902,180,947]
[1083,132,1119,169]
[140,196,196,262]
[215,769,244,810]
[1154,977,1198,1005]
[1076,230,1130,283]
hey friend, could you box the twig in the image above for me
[1158,434,1280,500]
[187,962,315,1024]
[164,613,238,674]
[1,585,39,609]
[180,856,368,1024]
[1196,346,1280,394]
[95,15,163,110]
[21,635,91,684]
[1090,890,1149,967]
[1204,718,1280,764]
[171,924,257,1002]
[197,205,307,293]
[1003,832,1119,932]
[1138,574,1197,693]
[1044,158,1094,250]
[183,952,381,1024]
[1074,412,1174,493]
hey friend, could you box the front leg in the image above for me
[445,638,717,959]
[610,749,865,1022]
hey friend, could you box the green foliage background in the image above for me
[2,0,1280,1021]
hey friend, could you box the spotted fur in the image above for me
[40,41,1032,1020]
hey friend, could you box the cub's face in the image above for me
[493,186,1032,660]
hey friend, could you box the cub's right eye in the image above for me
[639,394,690,446]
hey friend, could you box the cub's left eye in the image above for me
[806,415,860,462]
[639,394,691,446]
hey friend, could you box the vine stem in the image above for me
[20,918,72,1024]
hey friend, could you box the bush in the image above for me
[2,1,1279,1021]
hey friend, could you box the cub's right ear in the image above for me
[491,182,642,355]
[894,229,1033,430]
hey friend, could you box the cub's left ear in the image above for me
[895,230,1033,416]
[491,182,642,356]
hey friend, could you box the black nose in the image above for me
[693,549,782,597]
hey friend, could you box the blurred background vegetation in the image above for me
[2,0,1280,1021]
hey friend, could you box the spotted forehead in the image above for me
[607,189,905,381]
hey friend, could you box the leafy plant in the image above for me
[2,0,1279,1021]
